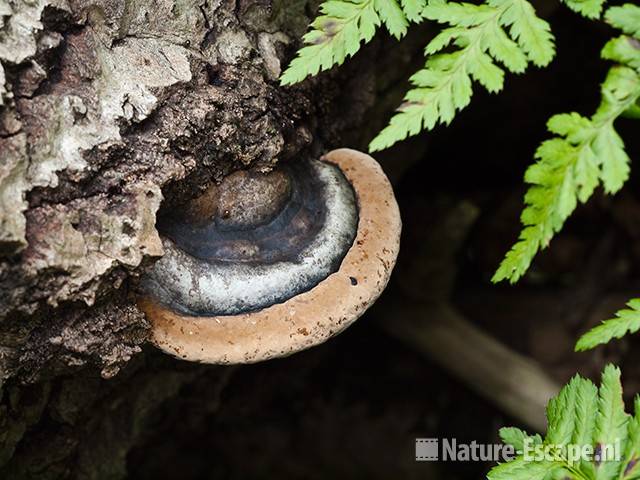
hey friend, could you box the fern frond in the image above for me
[497,0,555,67]
[499,427,543,452]
[280,0,414,86]
[401,0,428,22]
[489,365,631,480]
[493,14,640,283]
[606,4,640,38]
[375,0,410,38]
[571,378,598,446]
[561,0,607,19]
[280,0,379,85]
[620,397,640,479]
[596,365,629,479]
[492,125,594,282]
[546,375,583,447]
[369,0,553,152]
[576,299,640,351]
[488,457,560,480]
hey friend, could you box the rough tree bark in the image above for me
[0,1,424,477]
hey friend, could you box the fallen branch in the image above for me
[375,300,560,432]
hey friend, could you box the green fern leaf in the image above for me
[594,365,628,479]
[596,121,630,194]
[492,136,586,282]
[494,0,555,67]
[499,427,543,452]
[620,397,640,479]
[489,365,634,480]
[547,375,583,448]
[422,0,496,26]
[369,0,553,152]
[280,0,428,85]
[280,0,381,85]
[602,37,640,71]
[488,457,560,480]
[606,4,640,38]
[572,379,598,447]
[401,0,428,22]
[561,0,607,19]
[375,0,409,38]
[485,21,529,73]
[576,299,640,351]
[493,33,640,283]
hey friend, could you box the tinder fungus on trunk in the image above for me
[138,149,401,364]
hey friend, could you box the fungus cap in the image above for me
[138,148,401,363]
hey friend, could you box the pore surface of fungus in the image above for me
[138,149,401,363]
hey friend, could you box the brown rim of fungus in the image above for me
[137,148,401,364]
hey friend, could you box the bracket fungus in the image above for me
[138,149,401,363]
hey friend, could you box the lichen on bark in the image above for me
[0,0,422,476]
[0,0,330,382]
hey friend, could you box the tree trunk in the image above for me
[0,1,424,477]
